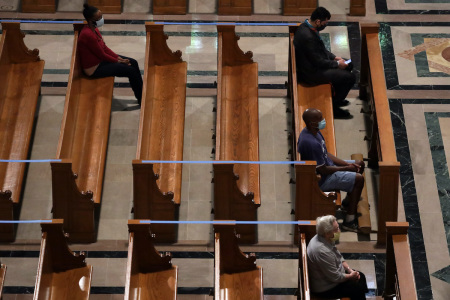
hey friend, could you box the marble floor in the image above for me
[0,0,449,299]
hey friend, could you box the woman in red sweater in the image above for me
[79,4,143,106]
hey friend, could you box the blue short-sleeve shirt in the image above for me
[297,128,334,185]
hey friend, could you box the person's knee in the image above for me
[354,173,364,189]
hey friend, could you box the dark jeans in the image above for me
[314,271,369,300]
[299,68,356,107]
[91,55,143,106]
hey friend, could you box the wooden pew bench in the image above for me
[33,219,92,300]
[133,23,187,244]
[89,0,122,14]
[283,0,316,15]
[22,0,56,13]
[214,223,263,300]
[288,25,340,239]
[218,0,252,15]
[0,263,6,298]
[298,221,351,300]
[384,222,417,300]
[125,220,178,300]
[214,24,260,244]
[359,23,400,244]
[0,22,44,241]
[153,0,187,14]
[51,23,114,243]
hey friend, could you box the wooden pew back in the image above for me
[359,24,400,244]
[384,222,417,300]
[132,23,187,243]
[283,0,316,16]
[51,23,114,242]
[33,220,92,300]
[153,0,187,14]
[21,0,56,13]
[214,223,263,300]
[89,0,122,14]
[218,0,252,15]
[125,220,178,300]
[0,22,44,241]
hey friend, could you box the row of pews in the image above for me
[21,0,366,16]
[0,21,400,245]
[287,23,400,245]
[6,219,413,299]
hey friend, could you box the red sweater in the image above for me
[78,25,118,69]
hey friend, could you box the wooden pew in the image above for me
[351,153,371,234]
[22,0,56,13]
[214,24,260,244]
[288,25,339,239]
[153,0,187,14]
[384,222,417,300]
[349,0,366,16]
[0,263,6,298]
[132,23,186,243]
[0,22,45,241]
[214,223,263,299]
[359,23,400,245]
[125,220,178,300]
[33,219,92,300]
[218,0,252,15]
[51,23,114,243]
[283,0,316,15]
[298,222,351,300]
[89,0,122,14]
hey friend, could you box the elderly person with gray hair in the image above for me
[307,215,368,300]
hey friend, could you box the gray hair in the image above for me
[316,215,336,237]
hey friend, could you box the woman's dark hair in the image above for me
[310,7,331,22]
[82,3,98,21]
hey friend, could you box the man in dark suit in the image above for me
[293,7,356,119]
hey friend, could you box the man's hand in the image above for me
[348,270,360,281]
[345,163,360,172]
[334,57,342,61]
[337,59,347,69]
[118,57,131,65]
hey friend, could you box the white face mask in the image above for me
[95,17,104,27]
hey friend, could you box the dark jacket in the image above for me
[293,22,338,84]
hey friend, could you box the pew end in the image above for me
[384,222,417,300]
[0,263,6,298]
[214,222,263,300]
[33,219,92,300]
[132,161,179,243]
[125,220,178,300]
[0,22,44,241]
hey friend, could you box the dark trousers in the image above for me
[314,271,369,300]
[299,68,356,106]
[91,55,143,106]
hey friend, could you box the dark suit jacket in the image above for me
[293,22,338,84]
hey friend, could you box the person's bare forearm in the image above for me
[328,153,348,166]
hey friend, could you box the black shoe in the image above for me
[333,108,353,119]
[335,99,350,107]
[342,220,359,233]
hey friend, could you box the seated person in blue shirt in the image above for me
[307,215,368,300]
[297,108,364,231]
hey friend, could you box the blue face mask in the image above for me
[318,119,326,130]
